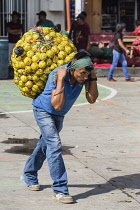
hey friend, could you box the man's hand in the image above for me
[85,69,98,104]
[57,67,67,80]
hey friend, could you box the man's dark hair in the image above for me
[73,51,91,60]
[76,14,85,21]
[81,11,87,18]
[11,11,21,18]
[36,11,47,17]
[73,51,93,72]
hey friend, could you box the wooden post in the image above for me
[92,0,102,32]
[84,0,102,33]
[84,0,93,31]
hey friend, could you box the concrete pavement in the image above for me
[0,77,140,210]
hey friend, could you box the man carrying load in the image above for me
[21,51,98,204]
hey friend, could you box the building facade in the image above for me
[0,0,140,38]
[84,0,140,33]
[0,0,66,38]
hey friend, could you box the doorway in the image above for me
[119,0,135,31]
[119,0,140,32]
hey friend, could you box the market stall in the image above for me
[89,30,140,67]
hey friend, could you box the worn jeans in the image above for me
[23,109,68,193]
[108,49,130,78]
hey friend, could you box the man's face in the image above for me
[12,15,19,22]
[39,15,45,21]
[72,68,90,83]
[77,18,83,25]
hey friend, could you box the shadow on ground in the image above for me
[72,173,140,201]
[0,114,9,118]
[1,138,74,155]
[40,173,140,201]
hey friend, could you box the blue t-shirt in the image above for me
[32,64,85,116]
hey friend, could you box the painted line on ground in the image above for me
[0,83,117,114]
[0,110,33,114]
[85,104,140,130]
[74,84,117,107]
[1,153,140,160]
[98,84,117,101]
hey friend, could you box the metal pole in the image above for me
[135,0,137,27]
[24,0,26,33]
[11,0,12,13]
[2,0,4,36]
[65,0,71,31]
[17,0,18,11]
[8,0,9,16]
[118,0,120,23]
[20,0,22,24]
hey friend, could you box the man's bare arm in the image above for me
[85,70,98,104]
[51,67,67,111]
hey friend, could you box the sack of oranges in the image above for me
[11,26,77,98]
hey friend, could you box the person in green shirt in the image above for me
[36,11,55,27]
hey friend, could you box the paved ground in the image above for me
[0,80,111,112]
[0,77,140,210]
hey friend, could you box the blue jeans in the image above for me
[23,109,68,194]
[108,49,130,78]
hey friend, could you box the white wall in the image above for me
[40,0,66,30]
[27,0,66,31]
[27,0,40,30]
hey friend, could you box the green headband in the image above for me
[67,56,92,70]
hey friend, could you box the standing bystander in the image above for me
[36,11,55,28]
[68,11,89,42]
[69,13,90,52]
[6,11,23,63]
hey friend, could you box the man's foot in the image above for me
[20,174,40,191]
[125,77,135,82]
[27,184,40,191]
[108,77,117,82]
[53,192,74,204]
